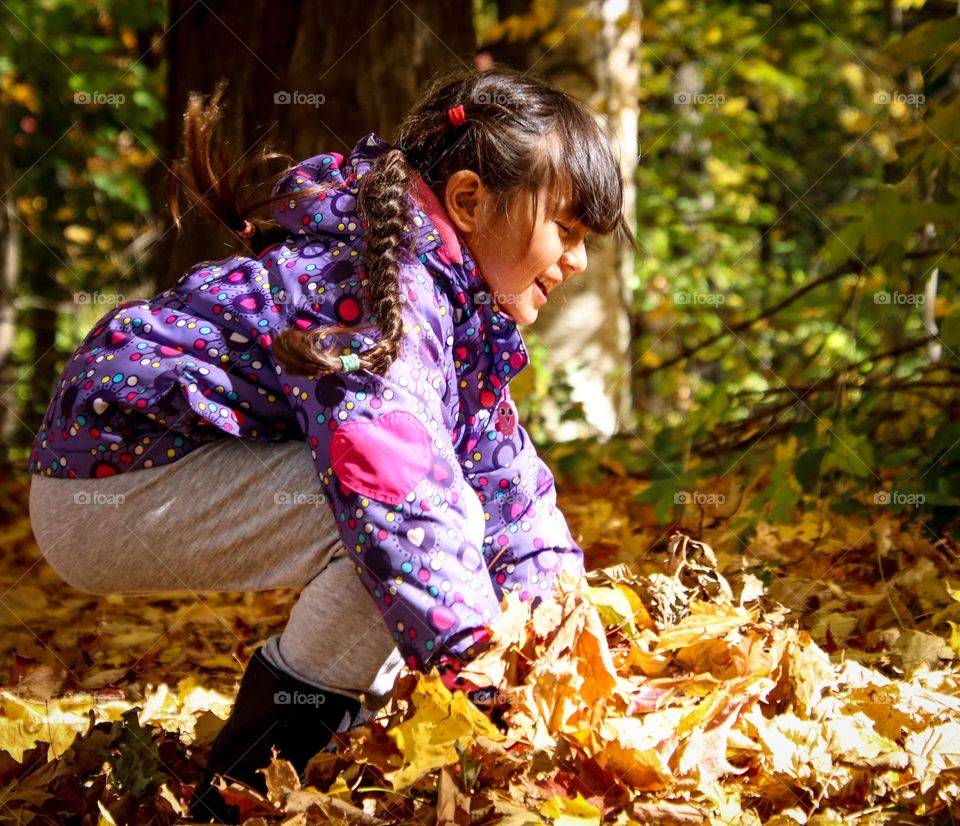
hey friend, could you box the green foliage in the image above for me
[512,334,587,445]
[623,0,960,536]
[1,0,166,299]
[107,707,168,801]
[0,0,167,445]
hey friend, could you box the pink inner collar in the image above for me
[408,174,464,265]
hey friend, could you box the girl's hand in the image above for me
[435,652,487,693]
[434,653,511,733]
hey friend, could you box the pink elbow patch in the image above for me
[330,410,432,505]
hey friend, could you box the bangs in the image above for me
[526,98,625,236]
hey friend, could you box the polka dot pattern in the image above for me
[27,131,584,671]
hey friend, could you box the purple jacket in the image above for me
[29,132,585,671]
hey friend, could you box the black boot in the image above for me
[189,646,369,823]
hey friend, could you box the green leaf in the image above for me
[829,498,868,516]
[106,707,166,801]
[885,17,960,73]
[921,493,960,507]
[939,310,960,351]
[795,447,828,493]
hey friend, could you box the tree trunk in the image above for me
[151,0,478,291]
[483,0,640,440]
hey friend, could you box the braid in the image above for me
[270,149,416,379]
[273,64,634,381]
[355,150,417,374]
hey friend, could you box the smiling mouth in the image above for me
[534,279,548,301]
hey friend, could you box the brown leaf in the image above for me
[260,749,300,807]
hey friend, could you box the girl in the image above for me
[27,64,633,820]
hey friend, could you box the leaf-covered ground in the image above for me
[2,459,959,825]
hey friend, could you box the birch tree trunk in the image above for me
[484,0,641,439]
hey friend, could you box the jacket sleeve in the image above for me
[463,394,586,608]
[271,260,501,673]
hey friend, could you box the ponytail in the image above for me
[167,78,337,256]
[168,77,417,381]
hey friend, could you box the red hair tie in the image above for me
[447,104,467,127]
[236,219,255,238]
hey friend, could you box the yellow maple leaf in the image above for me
[385,673,502,792]
[540,791,601,826]
[586,583,654,634]
[777,511,828,543]
[526,593,620,735]
[774,436,798,464]
[0,692,88,761]
[594,711,683,790]
[946,622,960,658]
[655,601,753,652]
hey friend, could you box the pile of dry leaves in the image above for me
[6,529,957,824]
[229,533,960,825]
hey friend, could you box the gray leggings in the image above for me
[28,436,404,710]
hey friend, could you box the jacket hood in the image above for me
[270,132,527,375]
[271,131,466,268]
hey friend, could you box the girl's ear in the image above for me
[443,170,488,235]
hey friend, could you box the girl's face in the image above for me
[444,172,590,326]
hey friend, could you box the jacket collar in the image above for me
[408,172,463,266]
[349,133,530,375]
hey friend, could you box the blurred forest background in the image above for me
[2,0,960,542]
[4,3,960,820]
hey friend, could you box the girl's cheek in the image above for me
[549,237,564,262]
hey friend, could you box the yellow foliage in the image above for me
[385,673,502,791]
[540,792,601,826]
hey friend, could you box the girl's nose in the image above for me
[561,239,588,277]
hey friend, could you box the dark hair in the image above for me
[168,66,635,380]
[167,79,337,257]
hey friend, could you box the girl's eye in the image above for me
[555,221,571,234]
